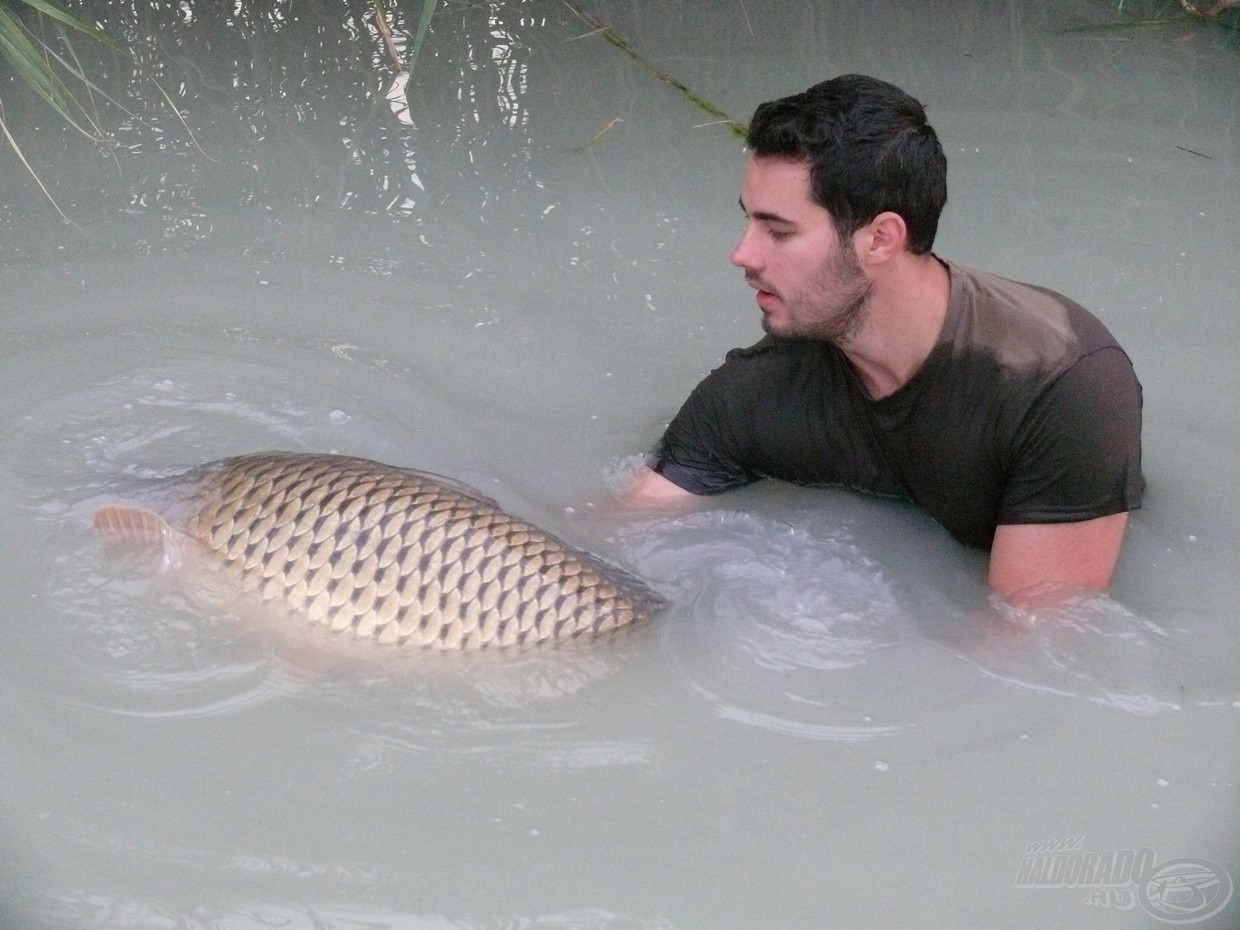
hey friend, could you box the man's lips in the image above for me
[748,278,778,311]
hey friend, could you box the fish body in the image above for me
[94,452,663,649]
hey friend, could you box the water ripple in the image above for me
[616,509,911,742]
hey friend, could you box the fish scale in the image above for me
[145,451,666,648]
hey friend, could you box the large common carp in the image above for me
[93,452,664,649]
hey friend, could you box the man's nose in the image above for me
[730,222,759,269]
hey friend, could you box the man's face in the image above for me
[730,156,872,343]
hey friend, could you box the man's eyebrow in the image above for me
[738,197,795,225]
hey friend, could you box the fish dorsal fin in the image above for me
[93,504,200,571]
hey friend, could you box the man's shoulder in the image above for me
[943,261,1125,371]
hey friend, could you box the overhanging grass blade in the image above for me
[0,108,81,229]
[0,5,63,102]
[561,0,745,138]
[18,0,127,53]
[0,5,98,135]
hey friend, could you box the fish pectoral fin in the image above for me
[93,504,201,571]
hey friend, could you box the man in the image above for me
[624,74,1143,601]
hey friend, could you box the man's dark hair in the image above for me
[747,74,947,254]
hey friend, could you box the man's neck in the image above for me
[840,254,951,400]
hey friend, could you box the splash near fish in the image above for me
[94,453,664,649]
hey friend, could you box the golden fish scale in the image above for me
[189,453,658,648]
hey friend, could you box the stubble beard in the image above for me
[758,248,873,345]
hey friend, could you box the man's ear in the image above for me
[854,211,908,266]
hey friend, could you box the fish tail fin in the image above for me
[93,504,200,571]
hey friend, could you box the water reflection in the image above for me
[98,0,541,216]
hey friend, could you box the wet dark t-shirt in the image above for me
[649,261,1144,549]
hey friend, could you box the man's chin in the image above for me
[759,313,799,339]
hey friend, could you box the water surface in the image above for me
[1,1,1237,927]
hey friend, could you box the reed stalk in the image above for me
[560,1,746,138]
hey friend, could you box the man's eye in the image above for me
[769,228,792,241]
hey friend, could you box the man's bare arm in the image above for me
[989,512,1129,602]
[620,466,700,509]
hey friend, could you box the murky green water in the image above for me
[1,1,1237,927]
